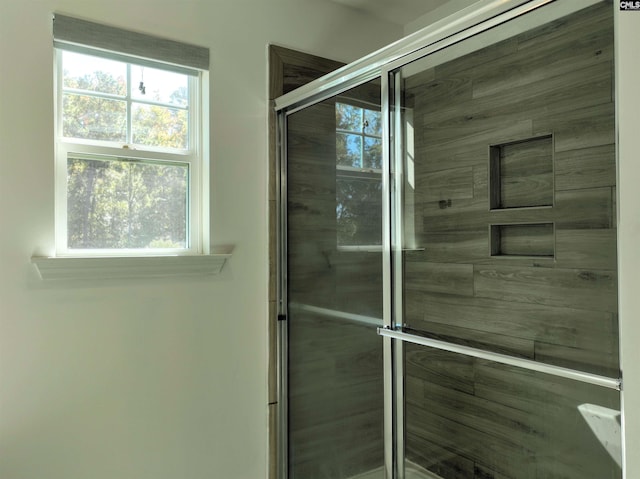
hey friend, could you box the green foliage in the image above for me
[63,93,127,142]
[67,158,188,249]
[336,177,382,246]
[132,105,187,149]
[63,67,126,95]
[364,137,382,169]
[335,102,382,169]
[336,102,362,131]
[63,70,127,141]
[336,132,362,167]
[336,103,363,167]
[364,109,382,136]
[62,66,191,250]
[62,67,188,149]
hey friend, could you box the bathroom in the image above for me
[1,1,639,478]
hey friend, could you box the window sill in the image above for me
[31,246,233,281]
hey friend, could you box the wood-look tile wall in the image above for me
[404,4,620,477]
[406,346,620,478]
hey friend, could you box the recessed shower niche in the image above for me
[489,134,553,210]
[490,223,554,258]
[489,135,555,258]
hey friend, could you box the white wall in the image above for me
[404,0,472,35]
[616,6,640,479]
[0,2,402,478]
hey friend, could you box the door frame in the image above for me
[268,45,345,479]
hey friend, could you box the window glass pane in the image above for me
[132,103,188,149]
[67,157,188,249]
[336,103,363,132]
[337,132,362,168]
[62,93,126,142]
[364,109,382,137]
[364,137,382,169]
[337,177,382,246]
[62,51,126,96]
[130,65,189,107]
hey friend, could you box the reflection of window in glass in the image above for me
[336,102,382,169]
[335,102,382,248]
[56,48,204,255]
[337,174,382,247]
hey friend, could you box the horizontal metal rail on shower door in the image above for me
[288,302,383,328]
[377,327,622,391]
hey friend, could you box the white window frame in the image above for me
[53,46,209,257]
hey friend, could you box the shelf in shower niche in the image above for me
[489,134,553,210]
[490,223,554,258]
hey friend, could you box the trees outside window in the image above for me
[56,49,203,254]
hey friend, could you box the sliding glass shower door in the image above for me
[278,1,622,478]
[285,80,385,479]
[390,1,620,477]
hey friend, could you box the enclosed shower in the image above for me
[275,1,621,478]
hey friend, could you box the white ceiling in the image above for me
[328,0,452,26]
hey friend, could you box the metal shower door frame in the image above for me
[274,1,619,478]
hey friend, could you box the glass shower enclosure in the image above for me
[276,1,622,478]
